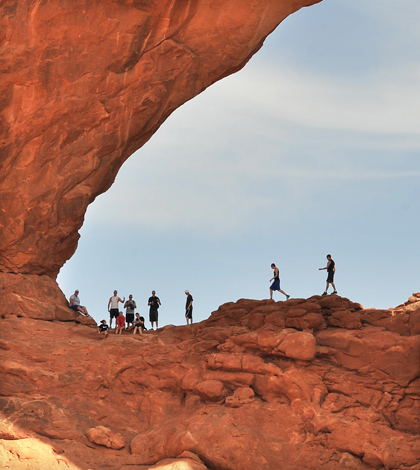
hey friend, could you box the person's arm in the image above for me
[319,261,330,271]
[187,299,193,310]
[69,296,75,306]
[157,297,161,306]
[108,297,111,310]
[124,300,128,308]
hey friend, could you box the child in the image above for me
[116,311,126,335]
[98,319,109,339]
[132,313,145,335]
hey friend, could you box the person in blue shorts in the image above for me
[69,290,90,316]
[269,263,290,300]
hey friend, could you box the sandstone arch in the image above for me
[0,0,320,280]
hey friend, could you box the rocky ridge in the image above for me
[1,293,420,469]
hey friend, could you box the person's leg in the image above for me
[279,289,290,300]
[270,289,274,300]
[331,282,337,293]
[156,320,159,329]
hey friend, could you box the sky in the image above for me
[57,0,420,328]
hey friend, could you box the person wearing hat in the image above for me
[185,290,193,325]
[69,290,90,316]
[98,319,109,338]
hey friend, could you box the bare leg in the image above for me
[270,289,274,300]
[279,289,289,299]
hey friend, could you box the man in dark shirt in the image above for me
[148,290,161,330]
[319,254,337,295]
[185,290,193,325]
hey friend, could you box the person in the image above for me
[148,290,161,330]
[132,313,145,335]
[124,294,137,327]
[319,254,337,295]
[98,319,109,339]
[68,290,90,316]
[185,290,193,325]
[269,263,290,300]
[108,290,125,329]
[116,311,126,335]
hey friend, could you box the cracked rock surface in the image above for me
[1,294,420,469]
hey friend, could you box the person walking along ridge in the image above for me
[269,263,290,300]
[319,254,337,295]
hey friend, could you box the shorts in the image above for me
[126,313,134,324]
[185,308,193,319]
[110,308,119,319]
[327,272,334,283]
[69,305,80,311]
[270,279,280,291]
[149,310,158,323]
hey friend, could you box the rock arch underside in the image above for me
[1,1,420,469]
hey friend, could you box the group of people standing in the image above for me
[269,254,337,300]
[68,288,194,339]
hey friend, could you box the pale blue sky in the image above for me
[58,0,420,327]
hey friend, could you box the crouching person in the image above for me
[98,320,109,339]
[133,313,146,335]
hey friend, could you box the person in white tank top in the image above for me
[108,290,125,329]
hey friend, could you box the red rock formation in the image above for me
[1,294,420,469]
[0,0,320,279]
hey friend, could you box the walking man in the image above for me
[148,290,161,330]
[269,263,290,300]
[185,290,193,325]
[319,254,337,295]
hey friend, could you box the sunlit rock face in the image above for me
[0,0,320,278]
[1,295,420,469]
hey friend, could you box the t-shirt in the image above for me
[116,315,126,328]
[148,296,160,311]
[70,294,80,306]
[99,323,109,332]
[125,299,137,313]
[185,294,193,311]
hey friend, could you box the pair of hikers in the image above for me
[270,254,337,300]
